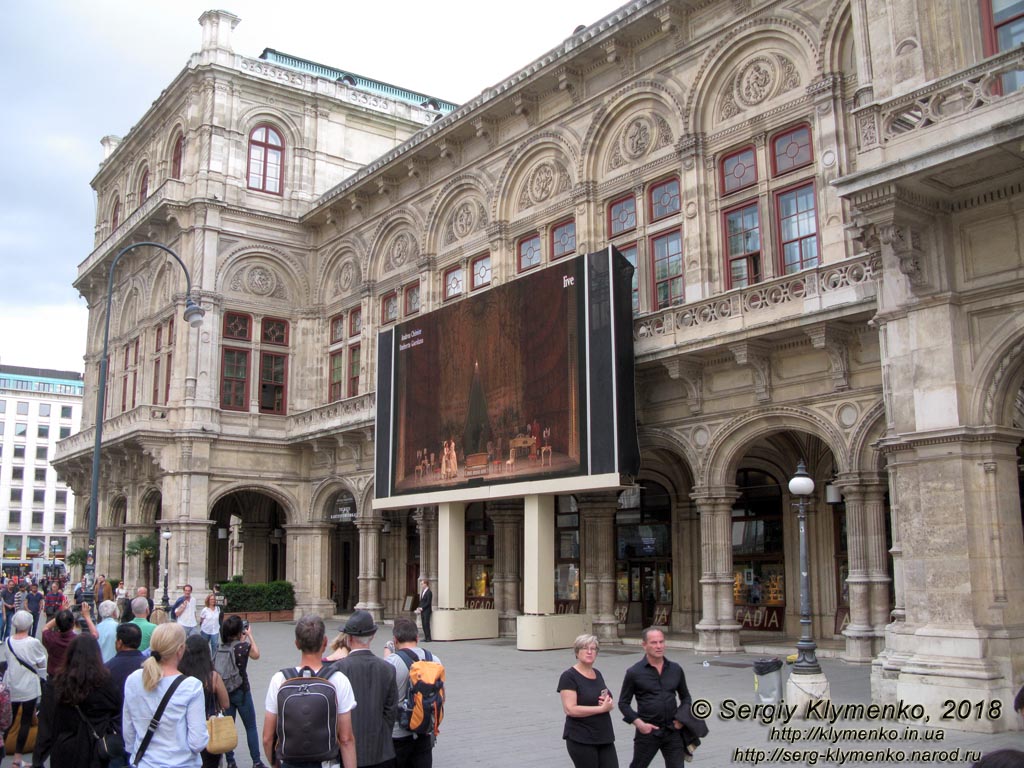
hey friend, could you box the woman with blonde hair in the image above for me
[123,622,208,767]
[148,606,169,625]
[556,633,617,768]
[324,629,351,661]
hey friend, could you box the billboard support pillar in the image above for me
[523,494,555,615]
[437,501,466,609]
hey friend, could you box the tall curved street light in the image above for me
[85,242,204,609]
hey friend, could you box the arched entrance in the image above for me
[208,490,288,586]
[615,481,673,628]
[326,489,358,612]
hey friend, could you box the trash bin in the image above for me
[753,657,784,703]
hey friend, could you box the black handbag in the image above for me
[75,704,124,766]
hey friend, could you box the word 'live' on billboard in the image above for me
[375,246,640,505]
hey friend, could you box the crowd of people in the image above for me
[0,576,438,768]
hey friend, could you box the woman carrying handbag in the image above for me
[2,610,47,767]
[33,633,121,768]
[123,622,208,768]
[179,634,232,768]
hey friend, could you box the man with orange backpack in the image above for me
[384,617,444,768]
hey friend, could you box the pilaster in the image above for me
[355,515,384,619]
[691,487,742,653]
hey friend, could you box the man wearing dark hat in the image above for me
[337,609,399,768]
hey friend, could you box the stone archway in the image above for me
[208,490,289,587]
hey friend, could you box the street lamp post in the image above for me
[788,460,821,675]
[86,242,204,611]
[161,529,173,612]
[49,540,58,580]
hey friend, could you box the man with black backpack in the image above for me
[384,617,444,768]
[262,614,357,768]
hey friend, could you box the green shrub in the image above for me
[221,580,295,612]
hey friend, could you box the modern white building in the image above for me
[0,365,82,577]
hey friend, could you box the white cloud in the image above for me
[0,304,89,373]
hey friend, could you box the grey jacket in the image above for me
[337,649,399,765]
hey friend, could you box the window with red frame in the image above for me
[984,1,1024,91]
[221,348,249,410]
[724,202,761,288]
[247,124,284,194]
[259,352,287,414]
[164,352,172,404]
[551,220,576,260]
[609,195,637,236]
[381,292,399,323]
[777,183,819,274]
[404,283,420,315]
[444,265,464,300]
[471,254,491,290]
[139,169,150,205]
[721,146,757,195]
[171,133,184,180]
[348,344,361,398]
[111,199,121,231]
[518,234,541,272]
[330,314,346,344]
[618,244,639,314]
[649,178,681,221]
[772,125,813,176]
[349,307,361,338]
[261,317,289,345]
[652,230,684,309]
[329,350,345,401]
[224,312,252,341]
[152,358,162,406]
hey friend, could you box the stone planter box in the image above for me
[228,610,294,623]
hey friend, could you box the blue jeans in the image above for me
[225,686,262,765]
[202,631,220,656]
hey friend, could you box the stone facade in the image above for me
[54,2,1024,731]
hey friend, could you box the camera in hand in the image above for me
[242,619,249,631]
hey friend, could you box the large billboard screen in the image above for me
[375,246,638,500]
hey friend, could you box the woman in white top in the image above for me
[2,610,47,767]
[123,622,208,768]
[199,593,220,655]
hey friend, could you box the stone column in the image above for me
[355,515,384,619]
[240,522,271,584]
[578,493,618,642]
[692,488,742,653]
[286,523,336,617]
[862,481,891,645]
[413,506,438,585]
[837,482,874,662]
[161,518,213,597]
[489,499,523,637]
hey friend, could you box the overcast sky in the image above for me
[0,0,620,373]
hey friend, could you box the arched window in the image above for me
[138,169,150,205]
[111,198,121,231]
[247,124,284,195]
[171,133,184,180]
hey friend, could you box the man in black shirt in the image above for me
[619,627,691,768]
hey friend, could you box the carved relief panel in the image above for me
[718,54,802,123]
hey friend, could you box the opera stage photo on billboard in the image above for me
[390,257,584,494]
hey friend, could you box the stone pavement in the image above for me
[212,620,1022,768]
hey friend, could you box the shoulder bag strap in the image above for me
[75,704,100,740]
[133,674,186,766]
[6,638,40,677]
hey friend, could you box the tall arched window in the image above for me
[247,124,284,195]
[138,169,150,205]
[171,133,184,180]
[111,198,121,231]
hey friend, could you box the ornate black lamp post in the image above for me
[161,529,173,612]
[788,460,821,675]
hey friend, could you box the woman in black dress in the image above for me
[557,633,618,768]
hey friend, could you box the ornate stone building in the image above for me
[55,1,1024,731]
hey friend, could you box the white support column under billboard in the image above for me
[435,501,498,640]
[518,494,590,649]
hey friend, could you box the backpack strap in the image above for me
[133,674,186,766]
[395,648,431,669]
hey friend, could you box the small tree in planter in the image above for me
[124,534,159,596]
[66,548,88,581]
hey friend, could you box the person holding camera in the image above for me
[217,615,266,768]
